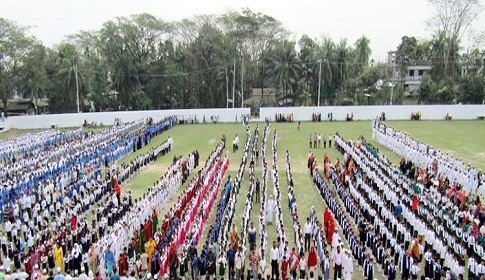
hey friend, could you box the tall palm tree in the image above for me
[336,39,352,91]
[319,38,338,86]
[354,35,372,75]
[298,35,317,96]
[430,32,447,81]
[272,41,301,106]
[58,44,84,113]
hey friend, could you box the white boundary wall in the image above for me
[2,105,484,130]
[260,105,485,121]
[4,108,250,129]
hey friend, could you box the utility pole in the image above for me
[390,53,395,105]
[225,68,229,108]
[241,55,244,108]
[318,60,322,107]
[75,64,80,113]
[232,58,236,108]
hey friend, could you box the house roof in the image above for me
[0,97,49,111]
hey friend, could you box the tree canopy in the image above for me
[0,6,483,113]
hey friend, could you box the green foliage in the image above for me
[460,74,485,104]
[419,75,438,104]
[0,18,36,108]
[354,35,372,74]
[298,89,312,106]
[272,41,301,105]
[1,6,484,112]
[419,75,455,104]
[131,86,152,110]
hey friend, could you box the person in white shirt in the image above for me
[298,254,306,279]
[217,253,227,279]
[235,247,244,280]
[267,196,275,225]
[410,262,420,280]
[342,250,353,280]
[304,218,312,252]
[259,252,266,277]
[468,256,477,280]
[270,241,280,280]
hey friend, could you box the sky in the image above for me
[1,0,484,61]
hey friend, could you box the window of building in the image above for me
[409,70,415,76]
[404,85,409,92]
[418,70,424,76]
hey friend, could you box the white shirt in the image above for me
[270,247,279,261]
[304,222,312,234]
[235,253,243,269]
[299,258,306,270]
[411,264,420,275]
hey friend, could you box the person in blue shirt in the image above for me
[227,246,236,279]
[192,252,199,278]
[395,201,403,221]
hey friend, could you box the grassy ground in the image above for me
[3,120,484,280]
[386,120,485,170]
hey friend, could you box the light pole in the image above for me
[74,64,80,113]
[390,81,394,105]
[318,59,322,107]
[390,55,395,105]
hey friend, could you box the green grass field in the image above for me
[2,120,483,280]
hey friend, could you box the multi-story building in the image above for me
[386,51,432,96]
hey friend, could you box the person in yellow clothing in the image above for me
[145,237,156,271]
[54,243,64,272]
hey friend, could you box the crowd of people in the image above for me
[0,117,177,279]
[2,115,483,280]
[274,114,294,123]
[311,114,321,123]
[332,130,480,279]
[308,133,332,150]
[373,120,482,195]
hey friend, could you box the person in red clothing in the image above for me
[118,248,128,276]
[281,256,289,280]
[115,182,121,203]
[323,207,332,238]
[327,221,336,245]
[111,175,117,188]
[146,219,153,240]
[307,246,318,275]
[412,196,419,213]
[70,215,77,231]
[133,237,140,255]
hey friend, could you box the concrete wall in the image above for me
[260,105,485,121]
[4,108,250,129]
[2,105,484,130]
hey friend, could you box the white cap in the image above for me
[57,267,61,273]
[146,273,152,279]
